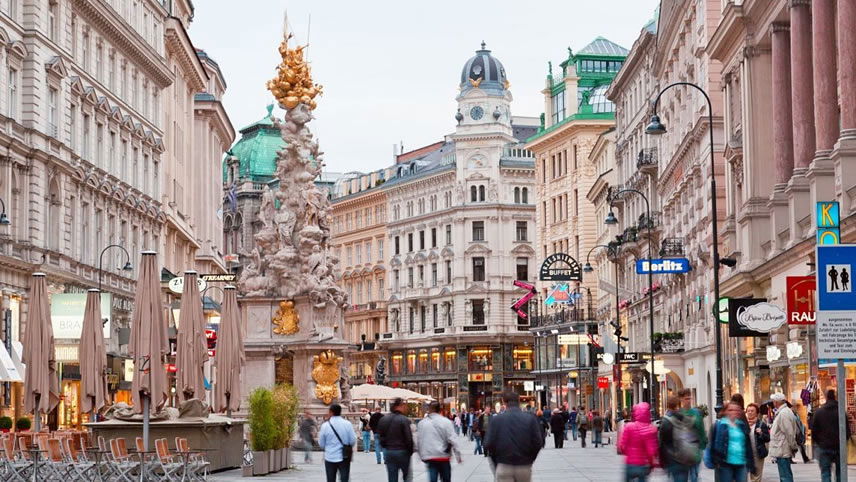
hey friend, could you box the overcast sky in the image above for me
[189,0,660,174]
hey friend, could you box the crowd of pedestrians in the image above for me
[294,387,849,482]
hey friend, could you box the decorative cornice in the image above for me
[164,18,207,92]
[71,0,172,88]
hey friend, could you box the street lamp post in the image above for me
[584,244,623,413]
[0,197,10,225]
[646,81,723,413]
[98,244,133,292]
[605,189,656,412]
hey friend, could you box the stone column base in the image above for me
[767,185,790,258]
[785,169,811,248]
[832,134,856,215]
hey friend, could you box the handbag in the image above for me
[330,422,353,461]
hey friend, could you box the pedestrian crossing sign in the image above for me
[817,245,856,311]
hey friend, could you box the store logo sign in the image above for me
[636,258,691,274]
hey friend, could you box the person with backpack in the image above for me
[578,407,590,448]
[318,403,357,482]
[678,388,707,482]
[707,401,755,482]
[377,398,415,482]
[745,403,770,482]
[769,393,799,482]
[660,396,700,481]
[591,410,604,448]
[618,402,659,481]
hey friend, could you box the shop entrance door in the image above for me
[469,382,492,411]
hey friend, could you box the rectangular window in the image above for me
[472,300,485,325]
[121,140,128,178]
[346,246,352,265]
[516,221,528,242]
[82,114,91,159]
[366,280,372,301]
[407,267,414,288]
[365,240,372,263]
[445,225,452,245]
[378,239,384,260]
[432,305,438,329]
[472,221,484,241]
[48,2,58,40]
[378,278,384,299]
[408,233,414,252]
[445,260,452,284]
[393,270,400,291]
[551,91,565,125]
[47,87,58,137]
[132,147,139,187]
[420,307,426,333]
[356,243,362,264]
[431,228,437,248]
[8,68,18,119]
[419,230,425,250]
[69,105,77,150]
[431,263,437,287]
[418,265,424,284]
[472,257,485,282]
[109,132,116,172]
[394,236,400,255]
[516,257,528,281]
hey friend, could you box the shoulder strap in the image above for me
[329,421,345,445]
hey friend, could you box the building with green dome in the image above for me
[221,106,341,273]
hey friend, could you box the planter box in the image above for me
[283,448,291,469]
[242,465,253,477]
[269,449,277,472]
[252,451,269,475]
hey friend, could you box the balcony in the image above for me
[636,148,658,173]
[653,332,685,354]
[659,238,685,257]
[529,305,594,328]
[607,185,626,205]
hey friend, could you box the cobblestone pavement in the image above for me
[212,432,851,481]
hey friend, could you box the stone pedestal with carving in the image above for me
[240,295,352,417]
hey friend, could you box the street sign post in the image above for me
[635,258,692,274]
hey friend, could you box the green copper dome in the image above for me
[223,104,285,182]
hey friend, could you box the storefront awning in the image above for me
[0,343,23,382]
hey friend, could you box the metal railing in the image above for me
[660,238,685,257]
[636,147,657,169]
[638,211,661,230]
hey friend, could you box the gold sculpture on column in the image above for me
[272,300,299,335]
[311,350,342,405]
[266,27,323,111]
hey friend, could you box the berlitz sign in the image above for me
[635,258,692,274]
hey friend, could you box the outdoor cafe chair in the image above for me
[109,437,140,482]
[62,437,96,481]
[1,436,31,481]
[39,437,71,481]
[153,438,183,482]
[175,437,210,481]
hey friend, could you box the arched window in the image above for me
[522,187,529,204]
[470,186,477,202]
[478,185,486,202]
[514,187,520,203]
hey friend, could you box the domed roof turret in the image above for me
[223,104,285,182]
[459,42,508,94]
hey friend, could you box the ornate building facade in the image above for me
[0,0,233,427]
[346,45,540,411]
[526,38,627,409]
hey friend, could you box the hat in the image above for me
[770,393,786,401]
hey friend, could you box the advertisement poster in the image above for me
[50,293,112,339]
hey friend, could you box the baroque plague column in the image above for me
[238,30,351,414]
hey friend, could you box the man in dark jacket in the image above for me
[811,389,852,482]
[549,409,565,448]
[377,398,414,482]
[659,396,698,481]
[484,392,542,481]
[369,407,385,464]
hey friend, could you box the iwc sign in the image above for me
[538,253,583,281]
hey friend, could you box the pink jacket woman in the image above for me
[617,403,659,468]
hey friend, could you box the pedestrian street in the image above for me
[211,433,848,481]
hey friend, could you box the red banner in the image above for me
[597,376,610,389]
[786,276,816,324]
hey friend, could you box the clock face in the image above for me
[470,106,484,120]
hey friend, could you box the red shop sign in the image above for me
[597,376,610,389]
[786,276,816,324]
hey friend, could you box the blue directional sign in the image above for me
[636,258,692,275]
[817,245,856,311]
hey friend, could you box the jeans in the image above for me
[385,449,411,482]
[775,457,793,482]
[325,460,351,482]
[817,446,841,482]
[302,435,314,462]
[579,429,587,447]
[425,460,452,482]
[570,421,578,440]
[362,431,372,453]
[593,430,602,447]
[625,464,650,482]
[553,432,564,448]
[374,436,384,463]
[473,434,483,455]
[667,463,690,482]
[454,425,460,436]
[716,463,748,482]
[689,463,700,482]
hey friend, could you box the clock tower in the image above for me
[452,43,516,184]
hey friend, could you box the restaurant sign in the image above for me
[786,276,816,325]
[538,253,582,281]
